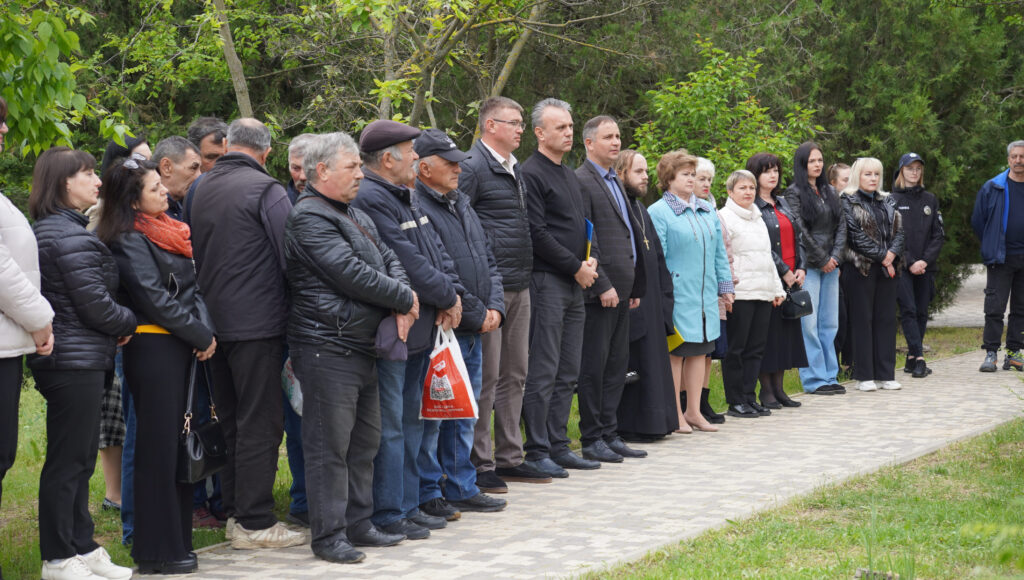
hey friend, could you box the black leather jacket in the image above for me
[755,195,806,277]
[784,183,847,270]
[285,188,415,356]
[110,231,215,350]
[29,209,137,370]
[840,190,905,276]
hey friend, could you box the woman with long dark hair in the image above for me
[891,153,943,378]
[747,152,807,412]
[785,142,847,395]
[97,156,216,574]
[29,146,136,580]
[840,157,905,391]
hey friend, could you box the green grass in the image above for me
[586,416,1024,580]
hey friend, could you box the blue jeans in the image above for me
[117,350,135,546]
[798,268,840,392]
[422,334,482,502]
[371,351,432,526]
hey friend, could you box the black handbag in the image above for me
[781,283,814,320]
[176,359,228,484]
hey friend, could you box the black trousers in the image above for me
[32,368,104,561]
[723,300,772,406]
[843,263,898,381]
[123,334,193,562]
[578,301,630,447]
[897,270,935,357]
[0,356,21,507]
[522,272,584,461]
[291,343,380,552]
[209,337,285,530]
[983,254,1024,352]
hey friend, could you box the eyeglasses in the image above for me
[492,119,526,130]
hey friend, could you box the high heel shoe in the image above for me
[684,415,719,432]
[673,415,693,434]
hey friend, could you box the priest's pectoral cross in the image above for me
[643,237,650,250]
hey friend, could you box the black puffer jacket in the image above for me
[29,209,137,370]
[413,180,504,335]
[784,183,847,270]
[458,140,532,291]
[755,195,806,277]
[286,187,415,356]
[110,231,215,350]
[841,190,906,276]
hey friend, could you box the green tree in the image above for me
[633,38,820,197]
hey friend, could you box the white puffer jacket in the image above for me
[0,192,54,358]
[718,198,785,302]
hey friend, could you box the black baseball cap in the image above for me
[413,129,471,162]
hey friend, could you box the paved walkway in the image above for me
[182,350,1024,579]
[930,264,986,328]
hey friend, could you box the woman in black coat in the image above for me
[613,150,679,440]
[96,156,217,574]
[28,147,136,580]
[747,153,807,413]
[891,153,944,377]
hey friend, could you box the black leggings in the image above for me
[123,333,194,562]
[0,357,22,506]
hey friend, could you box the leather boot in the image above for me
[699,388,725,424]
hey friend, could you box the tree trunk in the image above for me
[212,0,253,117]
[489,0,547,98]
[379,30,398,119]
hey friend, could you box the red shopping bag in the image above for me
[420,328,478,420]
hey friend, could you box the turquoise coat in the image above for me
[648,194,732,344]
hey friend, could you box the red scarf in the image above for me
[134,212,193,258]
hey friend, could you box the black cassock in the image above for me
[617,198,679,439]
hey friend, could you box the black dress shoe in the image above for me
[524,458,569,478]
[475,470,508,494]
[136,553,199,575]
[349,525,405,547]
[726,404,760,418]
[581,440,624,463]
[313,539,366,564]
[749,401,772,416]
[410,509,447,529]
[607,437,647,458]
[496,463,553,483]
[759,399,783,410]
[809,386,836,395]
[778,397,802,408]
[380,518,430,540]
[448,493,506,512]
[551,450,600,470]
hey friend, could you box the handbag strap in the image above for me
[183,357,198,433]
[202,361,219,421]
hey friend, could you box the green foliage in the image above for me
[0,1,128,155]
[633,38,820,196]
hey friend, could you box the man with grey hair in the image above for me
[286,132,418,562]
[520,99,600,478]
[973,139,1024,371]
[458,96,552,492]
[152,136,201,221]
[190,118,304,549]
[286,133,318,204]
[351,119,464,540]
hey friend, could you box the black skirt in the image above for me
[759,304,808,373]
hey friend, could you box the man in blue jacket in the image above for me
[412,129,508,516]
[972,140,1024,372]
[351,120,465,541]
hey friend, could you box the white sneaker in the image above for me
[857,380,877,392]
[225,516,236,540]
[41,556,98,580]
[80,547,132,580]
[231,520,306,549]
[880,380,902,390]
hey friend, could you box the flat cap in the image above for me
[413,128,471,163]
[359,120,421,153]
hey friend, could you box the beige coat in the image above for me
[0,193,54,358]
